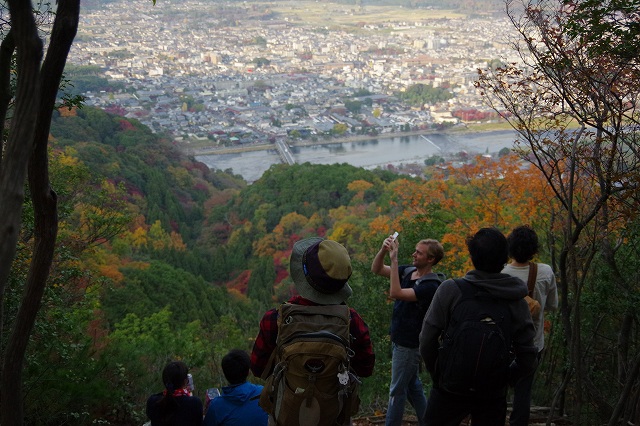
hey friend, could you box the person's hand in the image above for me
[382,235,395,252]
[389,238,399,263]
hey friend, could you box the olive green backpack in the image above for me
[259,303,361,426]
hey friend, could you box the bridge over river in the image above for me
[275,140,295,165]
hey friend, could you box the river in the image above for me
[195,130,519,183]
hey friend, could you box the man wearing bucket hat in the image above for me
[250,237,375,424]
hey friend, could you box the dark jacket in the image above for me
[419,270,537,388]
[391,266,443,348]
[146,393,203,426]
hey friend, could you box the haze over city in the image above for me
[68,0,520,152]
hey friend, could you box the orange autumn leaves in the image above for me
[376,154,553,275]
[252,154,554,282]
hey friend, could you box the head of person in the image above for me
[221,349,251,385]
[415,239,445,266]
[507,225,539,263]
[155,361,191,422]
[289,237,352,305]
[162,360,189,393]
[466,227,508,273]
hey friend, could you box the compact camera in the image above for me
[187,373,194,392]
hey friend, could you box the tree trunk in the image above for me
[0,0,79,424]
[0,0,41,303]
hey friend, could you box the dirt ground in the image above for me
[350,406,573,425]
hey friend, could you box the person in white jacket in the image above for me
[502,225,558,426]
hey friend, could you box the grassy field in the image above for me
[264,1,467,28]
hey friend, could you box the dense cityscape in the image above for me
[69,0,518,148]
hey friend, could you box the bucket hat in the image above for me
[289,237,353,304]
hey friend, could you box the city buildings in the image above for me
[70,0,520,146]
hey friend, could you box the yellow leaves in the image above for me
[131,227,148,249]
[57,151,80,167]
[149,220,169,250]
[168,165,194,188]
[348,179,374,202]
[254,212,311,257]
[327,223,354,243]
[254,233,280,257]
[122,220,186,252]
[278,212,309,234]
[348,179,374,193]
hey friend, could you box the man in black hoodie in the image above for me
[419,227,537,426]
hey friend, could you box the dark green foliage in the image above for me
[498,147,512,157]
[153,247,216,282]
[353,88,373,97]
[396,83,454,107]
[348,259,394,405]
[247,256,277,309]
[344,99,363,114]
[424,155,445,166]
[564,0,640,60]
[253,57,271,67]
[226,163,400,232]
[6,244,116,426]
[63,64,126,94]
[102,261,230,327]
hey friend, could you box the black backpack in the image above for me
[435,278,513,398]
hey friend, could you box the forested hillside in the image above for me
[6,104,639,425]
[15,106,548,423]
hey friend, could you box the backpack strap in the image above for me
[260,349,277,380]
[527,262,538,297]
[402,266,417,282]
[453,277,480,300]
[404,266,444,287]
[259,303,286,380]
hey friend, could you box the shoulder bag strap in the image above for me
[527,262,538,297]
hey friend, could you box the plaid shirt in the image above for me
[250,295,375,379]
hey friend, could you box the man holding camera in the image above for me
[371,234,445,426]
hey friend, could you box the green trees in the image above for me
[344,99,363,114]
[4,96,600,422]
[397,83,454,107]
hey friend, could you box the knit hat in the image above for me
[289,237,353,304]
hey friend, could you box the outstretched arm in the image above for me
[370,235,395,278]
[389,239,418,301]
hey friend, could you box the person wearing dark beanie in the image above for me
[203,349,267,426]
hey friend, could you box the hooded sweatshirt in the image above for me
[419,270,537,390]
[203,381,267,426]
